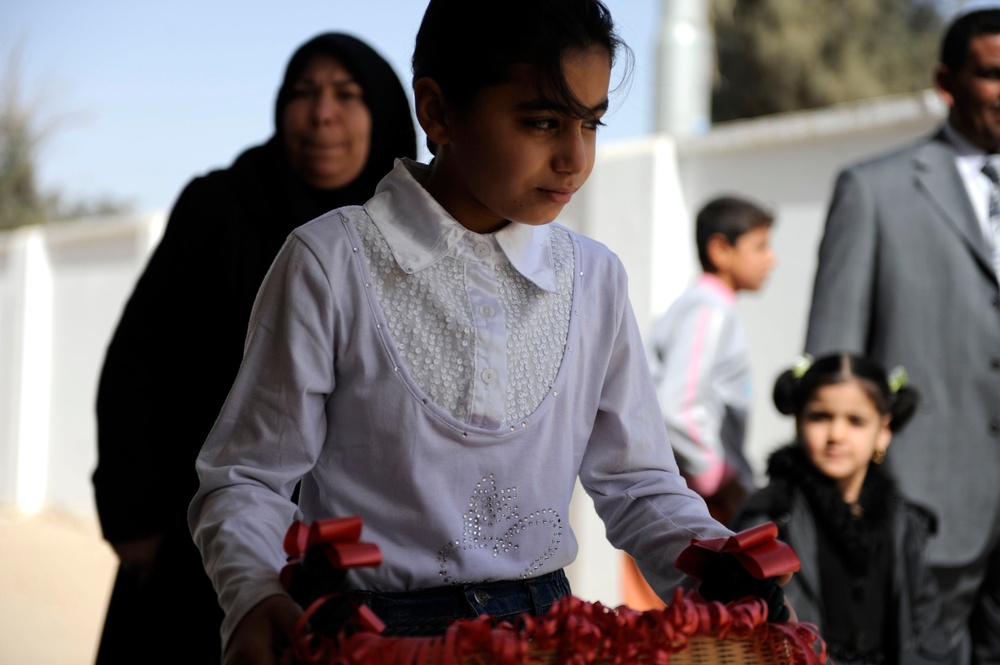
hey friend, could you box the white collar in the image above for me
[363,159,558,293]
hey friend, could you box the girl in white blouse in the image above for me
[187,1,777,663]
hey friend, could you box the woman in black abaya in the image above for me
[92,33,416,664]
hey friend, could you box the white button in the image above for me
[480,304,495,318]
[474,242,491,258]
[481,368,496,384]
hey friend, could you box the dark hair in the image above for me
[695,195,775,272]
[412,0,631,147]
[940,9,1000,71]
[773,353,919,433]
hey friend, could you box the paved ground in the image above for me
[1,510,117,665]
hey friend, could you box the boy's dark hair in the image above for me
[695,195,774,272]
[773,353,920,433]
[940,8,1000,71]
[411,0,632,152]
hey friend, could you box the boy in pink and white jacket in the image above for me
[647,195,776,526]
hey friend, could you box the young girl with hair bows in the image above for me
[735,353,951,665]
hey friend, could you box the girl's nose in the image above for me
[555,128,588,175]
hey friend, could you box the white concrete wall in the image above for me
[0,214,165,521]
[0,89,947,607]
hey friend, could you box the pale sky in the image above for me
[3,0,662,215]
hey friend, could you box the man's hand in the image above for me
[110,533,164,587]
[224,594,303,665]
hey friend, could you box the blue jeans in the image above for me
[350,569,571,636]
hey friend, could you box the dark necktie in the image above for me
[980,157,1000,277]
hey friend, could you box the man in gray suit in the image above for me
[805,8,1000,664]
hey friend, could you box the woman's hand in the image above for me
[111,533,164,588]
[223,594,303,665]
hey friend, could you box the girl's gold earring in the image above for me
[872,449,886,465]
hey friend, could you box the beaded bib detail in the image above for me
[355,215,574,427]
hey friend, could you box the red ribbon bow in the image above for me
[279,517,386,663]
[281,515,382,581]
[674,521,801,581]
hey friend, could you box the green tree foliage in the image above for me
[0,49,47,230]
[1,46,132,231]
[711,0,945,122]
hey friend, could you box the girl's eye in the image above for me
[526,118,558,131]
[525,117,605,132]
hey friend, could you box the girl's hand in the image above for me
[224,594,302,665]
[697,552,792,622]
[782,596,799,623]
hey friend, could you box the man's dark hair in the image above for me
[940,8,1000,71]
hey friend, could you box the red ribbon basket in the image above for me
[278,517,827,665]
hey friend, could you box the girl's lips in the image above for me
[540,188,577,205]
[822,450,849,460]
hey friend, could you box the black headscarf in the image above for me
[271,32,418,217]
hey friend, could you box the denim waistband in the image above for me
[350,569,571,636]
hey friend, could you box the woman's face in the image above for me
[282,54,373,189]
[798,379,892,504]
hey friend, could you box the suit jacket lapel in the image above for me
[912,133,997,276]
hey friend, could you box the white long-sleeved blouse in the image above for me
[188,159,730,647]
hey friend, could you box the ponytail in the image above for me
[773,353,920,433]
[887,383,919,432]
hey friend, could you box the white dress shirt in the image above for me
[943,122,997,250]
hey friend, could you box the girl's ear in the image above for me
[414,78,451,148]
[876,414,892,457]
[793,413,807,441]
